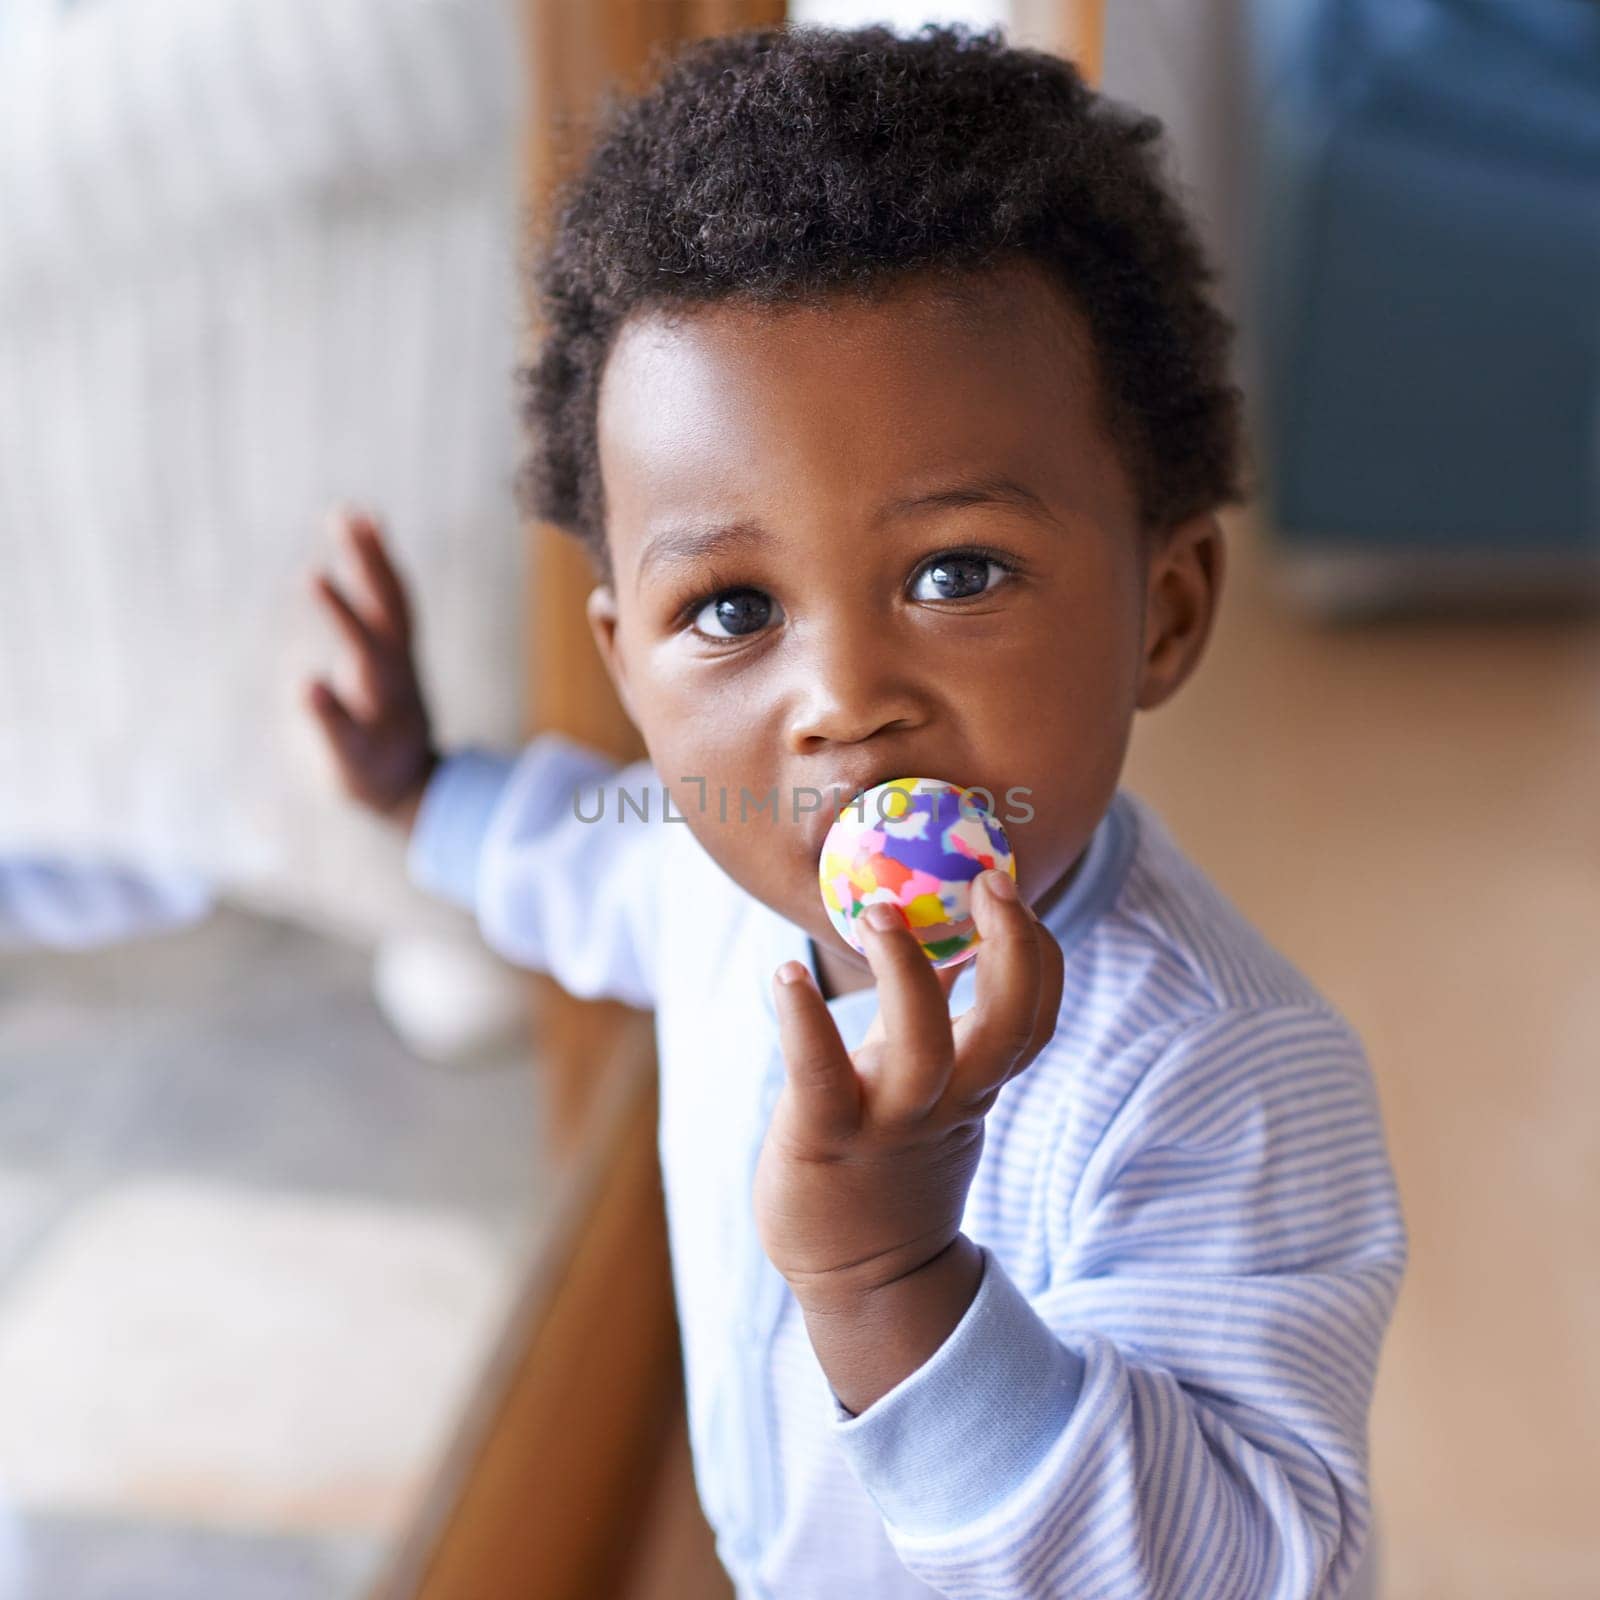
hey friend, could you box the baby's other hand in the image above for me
[303,506,439,834]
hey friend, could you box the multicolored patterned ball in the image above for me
[818,776,1016,969]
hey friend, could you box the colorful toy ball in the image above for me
[818,776,1016,970]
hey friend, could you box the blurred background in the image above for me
[0,1,1596,1597]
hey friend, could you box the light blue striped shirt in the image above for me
[408,732,1406,1600]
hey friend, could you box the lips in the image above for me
[799,785,860,866]
[799,769,932,864]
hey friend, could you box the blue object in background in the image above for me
[0,857,213,949]
[1246,0,1600,580]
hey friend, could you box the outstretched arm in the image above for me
[306,506,668,1011]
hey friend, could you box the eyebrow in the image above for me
[635,471,1055,586]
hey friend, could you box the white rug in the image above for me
[0,1176,517,1533]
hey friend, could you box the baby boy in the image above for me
[306,23,1405,1599]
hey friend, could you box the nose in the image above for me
[782,613,926,752]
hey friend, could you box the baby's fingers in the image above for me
[948,871,1044,1102]
[772,964,862,1144]
[310,569,380,662]
[309,567,396,720]
[337,508,413,644]
[1010,912,1065,1082]
[304,679,367,779]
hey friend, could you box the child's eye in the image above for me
[680,547,1016,647]
[690,587,780,642]
[909,548,1015,602]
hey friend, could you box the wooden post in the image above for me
[378,1018,672,1600]
[373,7,786,1599]
[1011,0,1103,83]
[522,0,785,759]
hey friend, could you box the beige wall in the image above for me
[1126,509,1600,1598]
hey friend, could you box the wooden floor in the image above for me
[620,508,1600,1599]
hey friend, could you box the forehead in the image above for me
[595,260,1123,579]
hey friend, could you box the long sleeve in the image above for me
[406,733,669,1012]
[0,856,213,949]
[824,1003,1408,1599]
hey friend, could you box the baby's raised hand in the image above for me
[303,507,438,832]
[755,871,1065,1312]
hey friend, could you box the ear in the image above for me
[585,583,637,725]
[1134,513,1226,713]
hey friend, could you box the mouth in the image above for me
[799,790,854,869]
[798,768,945,866]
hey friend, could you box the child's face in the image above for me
[587,257,1223,986]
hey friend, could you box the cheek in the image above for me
[637,656,756,761]
[978,583,1139,732]
[648,714,785,853]
[652,699,765,789]
[953,623,1131,846]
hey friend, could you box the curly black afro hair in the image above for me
[516,21,1247,586]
